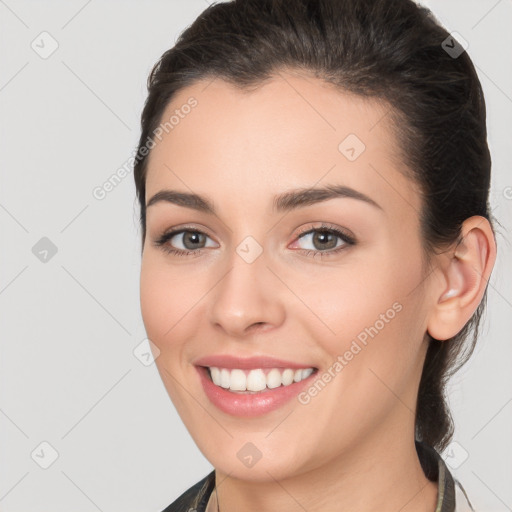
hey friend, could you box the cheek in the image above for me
[291,269,425,446]
[300,246,426,370]
[140,255,185,347]
[139,252,215,362]
[140,259,163,338]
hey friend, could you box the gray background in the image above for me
[0,0,510,511]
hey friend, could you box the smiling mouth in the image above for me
[201,365,318,394]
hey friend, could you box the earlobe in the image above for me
[427,216,496,341]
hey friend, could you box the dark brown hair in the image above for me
[133,0,496,452]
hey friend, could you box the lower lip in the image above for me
[196,366,318,417]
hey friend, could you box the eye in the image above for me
[153,227,217,257]
[290,223,356,258]
[153,222,356,259]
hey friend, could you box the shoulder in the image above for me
[160,470,216,512]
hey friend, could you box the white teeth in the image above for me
[220,368,231,389]
[212,368,221,387]
[281,368,295,386]
[246,369,267,391]
[229,369,247,391]
[208,366,315,392]
[302,368,314,379]
[210,367,221,385]
[266,368,282,389]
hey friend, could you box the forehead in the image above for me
[144,70,421,217]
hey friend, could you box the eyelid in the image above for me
[293,222,356,243]
[155,223,218,243]
[153,222,356,257]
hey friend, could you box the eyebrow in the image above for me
[146,184,382,214]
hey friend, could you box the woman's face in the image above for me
[140,71,436,481]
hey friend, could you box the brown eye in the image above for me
[306,230,340,251]
[177,231,208,250]
[154,228,217,256]
[292,224,356,259]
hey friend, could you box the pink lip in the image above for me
[195,365,318,417]
[193,354,317,370]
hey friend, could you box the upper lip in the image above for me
[193,354,317,370]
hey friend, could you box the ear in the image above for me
[427,215,497,341]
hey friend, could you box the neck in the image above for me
[210,425,438,512]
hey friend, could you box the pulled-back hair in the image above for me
[133,0,496,452]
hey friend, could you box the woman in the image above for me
[133,0,497,510]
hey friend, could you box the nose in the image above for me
[208,250,286,338]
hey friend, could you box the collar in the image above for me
[416,440,456,512]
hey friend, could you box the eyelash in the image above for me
[153,222,356,260]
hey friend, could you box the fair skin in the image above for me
[139,70,496,512]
